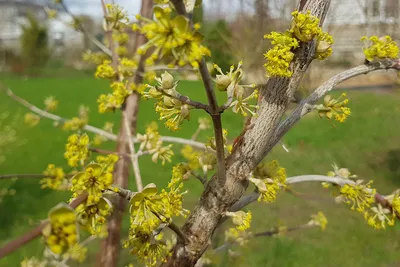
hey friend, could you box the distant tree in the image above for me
[20,14,50,71]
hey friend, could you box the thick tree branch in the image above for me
[274,59,400,142]
[0,193,87,259]
[163,2,332,266]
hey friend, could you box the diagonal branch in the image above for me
[2,87,206,149]
[156,86,209,111]
[59,1,112,56]
[274,59,400,144]
[0,193,88,259]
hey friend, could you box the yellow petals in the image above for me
[64,133,89,167]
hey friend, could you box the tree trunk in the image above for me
[162,0,331,266]
[97,1,153,266]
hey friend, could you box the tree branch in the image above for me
[275,59,400,144]
[2,87,206,150]
[230,175,396,213]
[123,112,143,191]
[0,193,88,259]
[59,1,112,56]
[156,86,209,111]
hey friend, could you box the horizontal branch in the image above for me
[230,175,392,212]
[214,223,314,252]
[0,193,88,259]
[2,87,206,150]
[275,59,400,143]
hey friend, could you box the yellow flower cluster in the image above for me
[76,197,113,235]
[83,50,110,65]
[98,81,131,113]
[124,177,188,265]
[308,211,328,230]
[136,122,174,164]
[224,227,251,247]
[20,257,47,267]
[264,11,333,77]
[317,93,351,123]
[364,191,400,229]
[42,205,79,255]
[336,180,376,213]
[225,211,252,231]
[64,243,88,263]
[62,117,87,131]
[181,145,216,173]
[44,96,58,111]
[24,113,40,127]
[133,7,210,68]
[361,35,399,62]
[71,162,115,206]
[249,160,287,203]
[40,164,66,190]
[105,4,129,31]
[264,31,299,77]
[123,231,170,267]
[64,133,89,167]
[214,62,259,116]
[95,60,116,79]
[144,72,191,131]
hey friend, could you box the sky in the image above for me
[64,0,214,19]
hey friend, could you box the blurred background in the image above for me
[1,0,400,266]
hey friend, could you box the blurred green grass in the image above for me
[0,72,400,267]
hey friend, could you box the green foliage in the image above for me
[204,20,235,71]
[20,14,50,70]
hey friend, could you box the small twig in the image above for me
[190,171,207,186]
[59,1,112,56]
[0,193,88,259]
[123,113,143,191]
[168,222,189,244]
[0,173,74,180]
[156,87,209,111]
[214,223,315,253]
[191,126,201,141]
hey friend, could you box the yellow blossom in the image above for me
[290,10,322,42]
[40,164,66,190]
[95,60,116,79]
[317,93,351,123]
[42,204,79,255]
[76,197,113,235]
[24,113,40,127]
[308,211,328,230]
[225,211,252,231]
[44,96,58,111]
[336,180,376,213]
[71,163,114,205]
[64,133,89,167]
[361,35,399,61]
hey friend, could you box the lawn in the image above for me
[0,71,400,267]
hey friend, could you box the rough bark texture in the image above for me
[97,1,153,266]
[162,1,331,266]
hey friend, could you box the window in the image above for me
[385,0,399,18]
[372,0,380,17]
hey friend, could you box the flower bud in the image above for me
[216,74,232,91]
[161,71,174,90]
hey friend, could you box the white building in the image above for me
[0,0,83,54]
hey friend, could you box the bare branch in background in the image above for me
[2,87,206,150]
[123,112,143,191]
